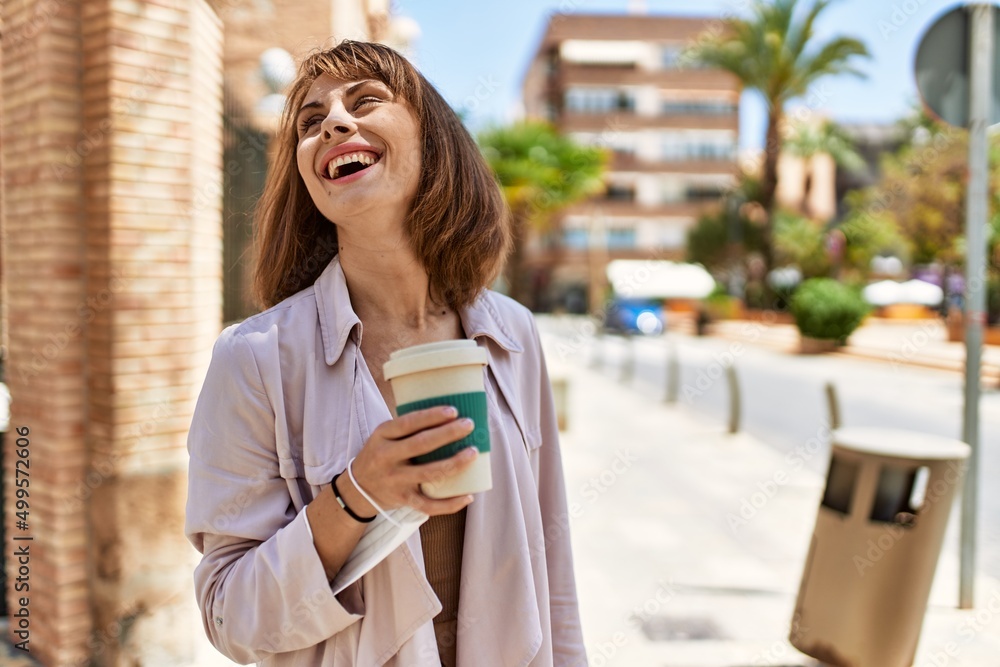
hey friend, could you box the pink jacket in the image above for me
[184,255,586,666]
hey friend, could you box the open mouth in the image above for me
[325,152,380,180]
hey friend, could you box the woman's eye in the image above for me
[299,116,322,132]
[354,95,381,109]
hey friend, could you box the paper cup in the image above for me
[382,340,492,498]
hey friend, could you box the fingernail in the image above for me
[464,446,478,458]
[442,406,458,418]
[460,417,474,429]
[465,495,475,503]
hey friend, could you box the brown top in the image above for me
[419,507,468,667]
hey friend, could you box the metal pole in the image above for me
[824,381,841,431]
[959,3,991,610]
[726,364,740,434]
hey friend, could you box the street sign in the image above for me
[914,5,1000,126]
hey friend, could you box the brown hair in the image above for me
[251,40,512,310]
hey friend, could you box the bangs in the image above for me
[294,41,421,110]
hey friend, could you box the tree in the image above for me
[772,210,831,278]
[478,122,606,306]
[841,111,1000,280]
[686,207,766,273]
[784,118,865,172]
[783,117,865,218]
[847,124,968,266]
[685,0,870,265]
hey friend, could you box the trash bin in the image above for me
[790,427,970,667]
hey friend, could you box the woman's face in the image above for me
[295,73,421,227]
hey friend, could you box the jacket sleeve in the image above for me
[184,327,363,664]
[527,316,588,666]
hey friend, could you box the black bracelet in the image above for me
[331,472,376,523]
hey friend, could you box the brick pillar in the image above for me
[1,0,91,662]
[1,1,223,664]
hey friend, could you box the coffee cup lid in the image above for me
[383,339,487,380]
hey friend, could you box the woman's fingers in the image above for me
[397,418,476,460]
[406,446,479,487]
[378,405,458,440]
[407,492,474,516]
[354,410,480,514]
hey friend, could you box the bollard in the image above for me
[590,331,603,369]
[620,333,635,384]
[726,363,740,434]
[825,381,841,430]
[550,374,569,431]
[664,343,679,404]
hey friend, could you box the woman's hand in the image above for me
[346,405,479,516]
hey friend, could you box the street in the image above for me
[541,317,1000,586]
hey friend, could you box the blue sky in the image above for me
[393,0,968,150]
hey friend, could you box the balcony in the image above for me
[559,111,738,132]
[557,64,740,91]
[609,151,739,175]
[563,198,720,219]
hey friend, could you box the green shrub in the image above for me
[791,278,870,341]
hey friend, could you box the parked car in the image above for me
[603,298,666,335]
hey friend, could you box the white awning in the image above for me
[560,39,647,65]
[862,279,943,306]
[606,260,715,299]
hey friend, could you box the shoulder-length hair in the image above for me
[251,40,512,310]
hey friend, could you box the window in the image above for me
[661,134,736,162]
[606,184,635,202]
[662,44,710,70]
[662,100,736,116]
[686,186,725,202]
[662,45,683,69]
[607,228,636,249]
[565,87,635,114]
[562,229,589,250]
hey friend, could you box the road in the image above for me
[540,317,1000,585]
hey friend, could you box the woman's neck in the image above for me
[337,235,449,331]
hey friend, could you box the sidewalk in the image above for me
[543,330,1000,666]
[708,318,1000,385]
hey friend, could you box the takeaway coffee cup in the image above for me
[382,340,492,499]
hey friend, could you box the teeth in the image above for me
[326,152,378,179]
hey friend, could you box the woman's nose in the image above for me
[320,110,356,140]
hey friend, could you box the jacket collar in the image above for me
[314,255,523,366]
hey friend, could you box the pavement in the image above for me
[541,321,1000,666]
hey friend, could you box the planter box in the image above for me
[799,336,839,354]
[881,304,937,319]
[744,309,795,325]
[947,311,1000,345]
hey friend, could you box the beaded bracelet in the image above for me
[330,472,376,523]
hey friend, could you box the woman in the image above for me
[184,40,585,666]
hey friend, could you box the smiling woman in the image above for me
[184,40,586,667]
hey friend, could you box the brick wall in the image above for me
[2,0,223,664]
[1,0,91,662]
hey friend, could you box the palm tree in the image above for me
[784,118,865,171]
[685,0,870,264]
[479,121,606,307]
[783,117,865,218]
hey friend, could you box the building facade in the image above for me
[522,13,741,312]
